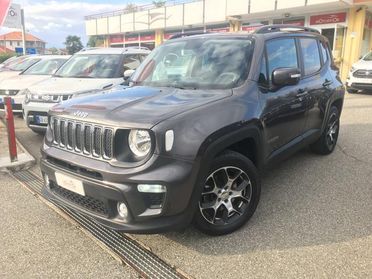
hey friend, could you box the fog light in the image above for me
[44,174,50,186]
[137,184,166,193]
[117,202,128,219]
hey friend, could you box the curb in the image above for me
[0,138,35,173]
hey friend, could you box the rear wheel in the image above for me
[194,150,261,235]
[310,106,340,155]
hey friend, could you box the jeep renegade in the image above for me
[41,25,345,235]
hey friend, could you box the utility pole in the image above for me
[21,9,26,55]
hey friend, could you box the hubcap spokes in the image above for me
[199,167,252,225]
[326,113,338,147]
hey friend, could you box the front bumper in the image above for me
[40,144,201,233]
[0,94,25,113]
[23,101,55,131]
[346,75,372,90]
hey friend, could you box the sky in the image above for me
[0,0,151,48]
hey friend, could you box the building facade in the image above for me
[0,31,46,54]
[85,0,372,80]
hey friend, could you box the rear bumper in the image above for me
[40,145,201,233]
[347,83,372,90]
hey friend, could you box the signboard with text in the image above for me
[3,3,22,29]
[310,12,346,25]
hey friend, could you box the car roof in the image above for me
[167,25,326,43]
[37,55,71,60]
[76,47,151,55]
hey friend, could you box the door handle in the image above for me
[296,89,308,97]
[322,79,333,87]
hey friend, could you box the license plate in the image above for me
[55,172,85,196]
[35,115,48,124]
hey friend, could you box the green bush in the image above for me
[0,53,16,63]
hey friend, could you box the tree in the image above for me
[48,47,58,54]
[64,35,83,55]
[153,0,166,7]
[124,3,137,13]
[87,35,105,47]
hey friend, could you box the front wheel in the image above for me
[310,106,340,155]
[193,151,261,235]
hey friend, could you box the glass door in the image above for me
[334,24,346,69]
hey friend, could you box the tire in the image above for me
[310,106,340,155]
[193,150,261,235]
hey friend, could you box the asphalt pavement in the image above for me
[2,92,372,278]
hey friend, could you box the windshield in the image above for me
[7,57,41,71]
[22,58,67,75]
[55,54,121,78]
[363,52,372,61]
[132,38,253,89]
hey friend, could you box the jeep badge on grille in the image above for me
[73,111,89,118]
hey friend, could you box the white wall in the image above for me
[205,0,226,23]
[96,18,108,35]
[184,1,203,26]
[85,19,97,36]
[108,16,120,34]
[226,0,249,16]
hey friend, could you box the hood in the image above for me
[51,86,232,129]
[0,71,21,82]
[0,74,50,90]
[352,59,372,70]
[28,77,120,94]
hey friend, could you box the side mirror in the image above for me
[272,68,301,87]
[123,69,135,80]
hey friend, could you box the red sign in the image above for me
[208,27,229,33]
[242,24,264,32]
[125,36,139,42]
[310,12,346,25]
[0,0,11,26]
[140,34,155,41]
[110,35,123,44]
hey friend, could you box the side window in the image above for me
[258,54,268,86]
[299,38,321,75]
[320,41,329,64]
[123,54,141,71]
[266,38,298,80]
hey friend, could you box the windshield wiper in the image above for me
[73,75,94,78]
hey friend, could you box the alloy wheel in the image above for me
[199,166,252,225]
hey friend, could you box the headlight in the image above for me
[128,129,152,157]
[18,88,30,96]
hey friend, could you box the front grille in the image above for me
[353,69,372,78]
[49,181,108,216]
[51,117,114,160]
[0,89,19,96]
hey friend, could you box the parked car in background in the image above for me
[40,26,344,235]
[0,55,18,70]
[0,55,70,114]
[23,47,150,133]
[346,51,372,93]
[0,55,41,80]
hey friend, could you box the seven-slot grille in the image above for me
[51,117,114,160]
[353,69,372,78]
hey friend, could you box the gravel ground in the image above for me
[3,92,372,278]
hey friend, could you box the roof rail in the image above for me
[254,24,320,34]
[169,31,209,40]
[123,46,150,51]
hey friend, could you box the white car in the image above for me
[0,55,41,82]
[346,51,372,93]
[23,47,150,133]
[0,55,70,113]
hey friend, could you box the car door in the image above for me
[260,37,308,155]
[300,38,333,135]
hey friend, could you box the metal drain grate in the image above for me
[12,170,189,279]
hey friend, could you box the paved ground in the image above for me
[2,92,372,278]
